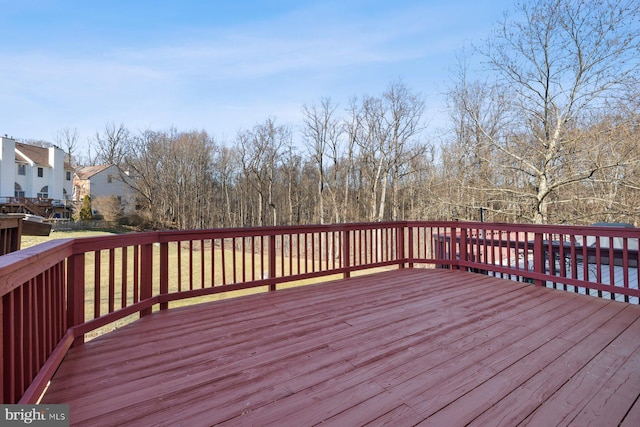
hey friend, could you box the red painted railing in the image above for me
[421,222,640,303]
[1,221,638,404]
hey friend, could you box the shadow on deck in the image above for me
[42,268,640,426]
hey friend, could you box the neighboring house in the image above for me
[0,136,74,217]
[74,164,136,215]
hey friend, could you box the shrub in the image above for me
[78,195,93,221]
[93,195,124,223]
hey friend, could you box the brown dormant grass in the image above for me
[22,230,388,340]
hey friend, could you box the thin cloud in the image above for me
[0,0,512,143]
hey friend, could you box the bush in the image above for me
[93,195,124,223]
[78,195,93,221]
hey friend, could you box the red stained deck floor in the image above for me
[41,268,640,426]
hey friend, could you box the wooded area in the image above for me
[81,0,639,229]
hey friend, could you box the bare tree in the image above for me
[281,142,303,225]
[353,95,391,221]
[124,129,217,229]
[347,82,426,222]
[55,127,79,167]
[302,98,341,224]
[236,118,287,226]
[445,51,514,221]
[382,80,426,220]
[341,98,361,222]
[212,144,239,227]
[95,122,131,166]
[561,104,640,224]
[468,0,640,223]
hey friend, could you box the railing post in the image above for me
[343,229,351,279]
[140,243,153,317]
[67,253,85,347]
[159,242,169,310]
[458,227,467,271]
[269,235,276,291]
[397,224,406,269]
[533,232,545,287]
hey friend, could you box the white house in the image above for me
[74,164,136,215]
[0,136,74,217]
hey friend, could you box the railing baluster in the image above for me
[140,243,153,317]
[558,233,565,288]
[202,239,206,288]
[280,234,286,276]
[2,289,13,402]
[211,239,219,288]
[58,262,64,338]
[582,235,589,294]
[178,241,183,291]
[94,250,101,318]
[232,238,237,284]
[30,279,40,386]
[288,234,293,276]
[609,237,615,300]
[250,236,255,282]
[108,249,115,313]
[160,242,169,310]
[269,235,277,291]
[311,232,315,273]
[122,246,128,309]
[189,240,194,291]
[296,234,300,275]
[324,231,329,271]
[343,229,350,279]
[133,245,140,303]
[303,232,307,273]
[22,282,31,395]
[40,274,49,361]
[221,238,227,285]
[623,238,630,303]
[533,232,545,287]
[242,237,247,283]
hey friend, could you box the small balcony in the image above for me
[1,221,639,425]
[0,196,72,219]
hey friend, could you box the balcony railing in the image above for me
[0,197,71,218]
[1,221,638,404]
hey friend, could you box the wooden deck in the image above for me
[42,268,640,426]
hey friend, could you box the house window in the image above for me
[107,174,113,183]
[66,171,72,181]
[14,183,25,198]
[37,167,44,177]
[37,186,49,199]
[17,164,26,175]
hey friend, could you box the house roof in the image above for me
[14,151,29,163]
[15,143,49,166]
[75,164,114,180]
[14,142,73,169]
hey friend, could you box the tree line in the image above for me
[69,0,639,229]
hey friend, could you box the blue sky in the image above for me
[0,0,514,151]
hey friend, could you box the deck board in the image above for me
[41,268,640,426]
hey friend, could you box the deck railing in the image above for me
[1,221,638,404]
